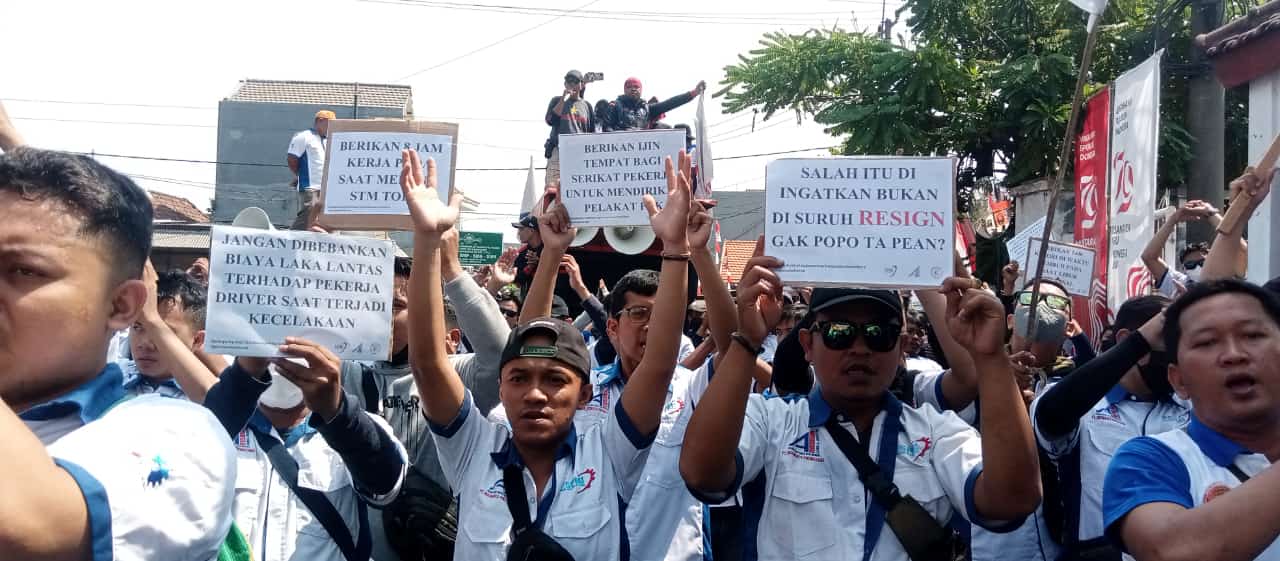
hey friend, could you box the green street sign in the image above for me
[458,231,504,266]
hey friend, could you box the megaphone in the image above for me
[232,207,275,230]
[570,227,600,247]
[604,226,656,255]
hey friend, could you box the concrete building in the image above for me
[213,79,414,225]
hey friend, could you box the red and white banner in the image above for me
[1073,89,1112,346]
[1107,51,1162,313]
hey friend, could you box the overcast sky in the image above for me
[4,0,903,239]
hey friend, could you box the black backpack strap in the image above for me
[250,427,371,561]
[823,419,903,510]
[360,366,380,415]
[502,465,533,534]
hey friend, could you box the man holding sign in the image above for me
[288,110,334,230]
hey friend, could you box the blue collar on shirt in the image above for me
[1186,415,1251,468]
[1105,385,1131,406]
[122,363,183,393]
[491,424,579,469]
[247,410,317,448]
[806,386,904,429]
[19,364,127,423]
[595,359,624,388]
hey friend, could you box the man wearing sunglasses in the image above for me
[1008,278,1077,391]
[681,268,1042,560]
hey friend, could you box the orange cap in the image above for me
[315,110,336,120]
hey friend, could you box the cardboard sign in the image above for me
[458,231,504,266]
[317,119,458,231]
[558,129,685,227]
[205,226,394,361]
[1005,216,1047,269]
[1025,238,1096,297]
[764,157,956,288]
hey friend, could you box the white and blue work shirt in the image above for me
[433,390,653,561]
[231,409,407,561]
[580,359,709,561]
[21,363,236,561]
[1030,385,1190,548]
[117,359,189,399]
[287,128,326,190]
[698,387,1020,561]
[1104,415,1280,559]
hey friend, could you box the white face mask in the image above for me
[258,365,305,409]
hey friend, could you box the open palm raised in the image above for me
[398,149,461,235]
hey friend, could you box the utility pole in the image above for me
[1186,0,1225,244]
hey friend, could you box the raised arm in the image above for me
[941,277,1041,521]
[519,189,576,323]
[1204,168,1273,281]
[0,399,94,559]
[649,81,706,116]
[915,287,979,410]
[616,152,693,437]
[0,101,24,152]
[681,241,783,494]
[1141,206,1182,284]
[136,260,220,403]
[399,150,466,426]
[689,200,736,354]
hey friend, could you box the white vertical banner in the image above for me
[1067,0,1108,30]
[694,92,714,199]
[1107,50,1162,312]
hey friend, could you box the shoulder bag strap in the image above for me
[502,465,533,534]
[249,427,371,561]
[360,366,380,415]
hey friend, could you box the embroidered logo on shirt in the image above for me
[1204,483,1232,503]
[785,429,824,462]
[482,479,506,501]
[900,436,933,460]
[664,398,686,416]
[583,386,612,413]
[560,468,597,494]
[235,431,255,452]
[145,455,170,487]
[1091,404,1125,425]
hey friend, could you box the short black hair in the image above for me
[156,270,207,329]
[1021,276,1070,297]
[394,257,413,278]
[1102,295,1169,350]
[1180,242,1210,263]
[497,287,522,307]
[609,269,659,317]
[904,308,928,328]
[1164,279,1280,360]
[0,148,153,280]
[782,303,808,324]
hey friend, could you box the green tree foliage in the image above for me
[720,0,1252,195]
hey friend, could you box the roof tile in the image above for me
[149,191,209,223]
[720,239,757,284]
[225,79,412,109]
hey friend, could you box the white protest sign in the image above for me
[559,129,685,227]
[205,226,394,361]
[1024,238,1096,297]
[1005,216,1047,270]
[318,120,457,231]
[764,157,956,288]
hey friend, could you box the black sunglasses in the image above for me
[501,309,519,318]
[1183,259,1205,270]
[1015,291,1071,312]
[812,320,901,353]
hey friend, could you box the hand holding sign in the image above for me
[736,237,785,347]
[646,151,693,253]
[941,276,1006,357]
[399,150,460,237]
[274,337,344,421]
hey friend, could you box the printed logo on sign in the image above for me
[1127,265,1152,298]
[1091,404,1124,425]
[785,429,824,462]
[1080,175,1099,229]
[898,436,933,460]
[482,479,506,501]
[560,468,597,494]
[1113,152,1136,214]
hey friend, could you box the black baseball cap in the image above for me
[809,288,903,320]
[500,317,592,381]
[551,295,571,319]
[565,70,584,82]
[511,212,537,229]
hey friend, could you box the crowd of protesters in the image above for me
[5,79,1280,561]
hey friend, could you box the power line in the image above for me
[365,0,874,24]
[392,0,605,82]
[2,97,214,110]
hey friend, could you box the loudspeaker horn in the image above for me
[604,226,656,255]
[570,227,600,247]
[232,207,275,230]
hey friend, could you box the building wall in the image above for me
[213,101,405,225]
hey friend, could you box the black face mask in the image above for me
[1138,351,1173,398]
